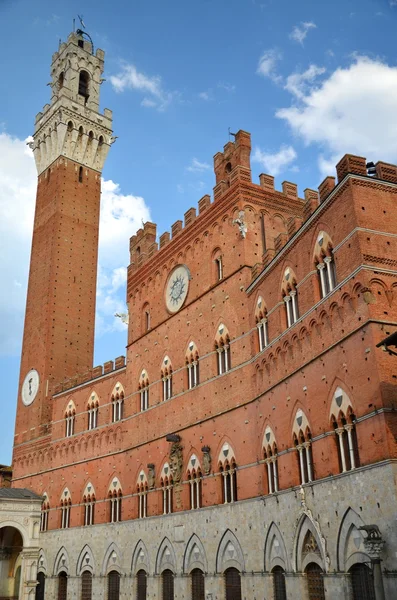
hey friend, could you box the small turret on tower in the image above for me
[213,130,251,200]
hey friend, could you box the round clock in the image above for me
[165,265,190,313]
[21,369,40,406]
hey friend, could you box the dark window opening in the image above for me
[81,571,92,600]
[306,563,325,600]
[272,567,287,600]
[224,567,242,600]
[162,569,174,600]
[35,572,45,600]
[137,570,147,600]
[58,72,64,90]
[78,39,84,48]
[350,563,376,600]
[58,572,68,600]
[108,570,120,600]
[225,162,232,174]
[78,70,90,99]
[191,568,205,600]
[79,166,83,183]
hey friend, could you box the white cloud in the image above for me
[252,145,297,176]
[186,158,211,173]
[290,22,316,45]
[0,133,151,354]
[199,91,211,101]
[217,81,236,93]
[284,64,326,99]
[277,56,397,174]
[110,63,174,111]
[257,49,282,82]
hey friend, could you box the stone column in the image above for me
[360,526,386,600]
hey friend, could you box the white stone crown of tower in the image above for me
[30,31,113,175]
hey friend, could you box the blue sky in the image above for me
[1,0,397,463]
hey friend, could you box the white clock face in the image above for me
[165,265,190,313]
[21,369,40,406]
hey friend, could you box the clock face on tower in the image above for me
[21,369,40,406]
[165,265,190,313]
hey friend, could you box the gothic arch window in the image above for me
[187,455,202,509]
[213,248,224,281]
[215,324,231,375]
[87,392,99,430]
[136,570,147,600]
[107,570,120,600]
[142,302,151,332]
[224,567,242,600]
[191,568,205,600]
[40,493,50,532]
[263,427,279,494]
[282,268,299,328]
[108,478,122,523]
[81,570,92,600]
[305,563,325,600]
[293,410,314,485]
[349,563,376,600]
[82,482,95,526]
[161,463,173,514]
[255,296,269,351]
[314,232,337,298]
[60,488,71,529]
[64,400,76,437]
[137,470,148,518]
[330,387,359,472]
[162,569,174,600]
[161,357,173,401]
[186,342,200,389]
[111,382,124,422]
[139,370,149,412]
[272,566,287,600]
[58,72,64,90]
[78,70,90,99]
[219,443,237,504]
[58,572,68,600]
[79,165,83,183]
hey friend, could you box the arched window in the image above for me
[161,463,173,514]
[65,400,76,437]
[162,570,174,600]
[108,570,120,600]
[272,566,287,600]
[78,70,90,99]
[282,268,299,328]
[293,410,314,485]
[314,232,337,298]
[224,567,242,600]
[305,563,325,600]
[81,570,92,600]
[256,296,269,351]
[137,570,147,600]
[186,342,200,389]
[35,572,45,600]
[111,383,124,422]
[139,371,149,412]
[58,72,64,90]
[187,465,202,510]
[58,572,68,600]
[137,470,148,518]
[349,563,376,600]
[108,478,122,523]
[330,388,359,473]
[191,568,205,600]
[60,488,71,529]
[215,324,231,375]
[87,392,99,430]
[40,495,50,532]
[161,357,173,401]
[79,165,83,183]
[263,427,279,494]
[219,443,237,504]
[83,483,95,526]
[142,302,151,332]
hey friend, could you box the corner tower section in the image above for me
[14,31,113,449]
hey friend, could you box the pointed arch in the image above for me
[155,537,177,574]
[329,385,355,422]
[183,534,208,573]
[53,547,70,576]
[293,514,326,573]
[337,507,371,572]
[76,544,95,575]
[131,539,150,575]
[102,542,123,576]
[216,529,245,573]
[264,522,289,572]
[37,549,48,575]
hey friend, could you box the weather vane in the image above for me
[228,127,236,141]
[74,14,95,53]
[78,14,86,29]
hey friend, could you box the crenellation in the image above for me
[213,180,228,201]
[103,361,114,374]
[336,153,367,181]
[184,207,196,227]
[375,160,397,183]
[198,194,211,214]
[274,232,288,253]
[287,216,303,238]
[259,173,275,191]
[159,231,171,248]
[282,180,298,199]
[318,176,336,203]
[171,220,183,237]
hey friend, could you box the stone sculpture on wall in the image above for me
[202,446,211,475]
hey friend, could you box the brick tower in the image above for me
[13,30,112,450]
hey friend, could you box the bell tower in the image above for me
[13,30,113,450]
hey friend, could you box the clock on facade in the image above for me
[165,265,190,313]
[21,369,40,406]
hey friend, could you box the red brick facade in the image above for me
[12,129,397,531]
